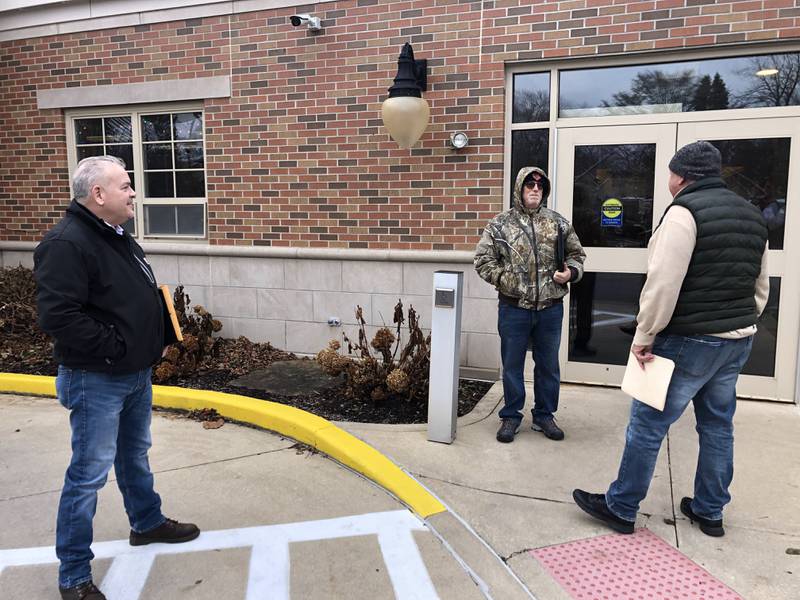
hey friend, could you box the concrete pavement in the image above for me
[1,378,799,598]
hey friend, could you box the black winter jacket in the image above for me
[34,200,166,374]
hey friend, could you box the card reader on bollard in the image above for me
[427,270,463,444]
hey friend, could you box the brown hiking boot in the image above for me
[59,581,106,600]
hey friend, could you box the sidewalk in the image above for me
[2,382,798,599]
[341,383,800,599]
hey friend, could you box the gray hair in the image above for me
[72,155,126,203]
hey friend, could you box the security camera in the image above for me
[289,14,322,32]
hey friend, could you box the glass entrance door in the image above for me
[554,124,676,386]
[677,118,800,402]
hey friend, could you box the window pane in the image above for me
[145,172,174,197]
[173,112,203,140]
[513,73,550,123]
[559,51,800,117]
[572,144,655,248]
[708,138,789,250]
[175,171,205,198]
[569,272,646,364]
[121,217,135,235]
[144,143,173,170]
[145,205,177,235]
[75,118,103,144]
[177,204,205,235]
[77,145,104,161]
[104,117,132,143]
[742,277,780,377]
[174,142,204,169]
[106,144,134,170]
[127,172,135,191]
[141,114,172,141]
[510,129,549,201]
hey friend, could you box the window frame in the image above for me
[65,102,207,242]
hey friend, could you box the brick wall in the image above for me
[1,0,799,249]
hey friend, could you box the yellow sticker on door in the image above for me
[601,198,623,227]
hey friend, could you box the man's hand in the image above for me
[631,344,655,370]
[553,264,571,284]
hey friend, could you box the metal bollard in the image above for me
[427,270,463,444]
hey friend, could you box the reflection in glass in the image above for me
[742,277,780,377]
[176,171,205,198]
[174,142,204,169]
[572,144,655,248]
[77,145,104,161]
[559,51,800,117]
[141,114,172,141]
[75,119,102,144]
[708,138,789,250]
[127,172,135,191]
[145,172,174,198]
[145,205,176,235]
[177,205,205,235]
[106,144,133,170]
[173,112,203,140]
[144,144,173,170]
[513,73,550,123]
[568,272,646,365]
[510,129,549,201]
[104,117,132,143]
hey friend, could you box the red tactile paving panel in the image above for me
[531,529,742,599]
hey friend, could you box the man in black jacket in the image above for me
[35,156,199,600]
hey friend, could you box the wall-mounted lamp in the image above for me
[755,68,779,77]
[381,43,429,149]
[449,131,469,149]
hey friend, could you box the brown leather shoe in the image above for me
[59,580,106,600]
[129,517,200,546]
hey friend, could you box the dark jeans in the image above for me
[497,301,563,422]
[606,334,753,522]
[55,366,164,588]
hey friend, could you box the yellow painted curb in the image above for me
[0,372,446,519]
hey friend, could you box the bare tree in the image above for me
[609,69,697,109]
[733,54,800,107]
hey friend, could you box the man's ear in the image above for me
[91,184,104,206]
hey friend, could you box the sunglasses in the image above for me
[524,180,544,190]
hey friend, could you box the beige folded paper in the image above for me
[621,352,675,411]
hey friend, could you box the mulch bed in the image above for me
[0,335,492,425]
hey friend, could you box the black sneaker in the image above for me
[572,489,635,534]
[130,517,200,546]
[680,497,724,537]
[59,581,106,600]
[532,415,565,440]
[496,418,520,443]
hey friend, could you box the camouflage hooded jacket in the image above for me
[474,166,586,310]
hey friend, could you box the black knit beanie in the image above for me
[668,141,722,180]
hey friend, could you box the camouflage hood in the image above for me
[512,166,551,213]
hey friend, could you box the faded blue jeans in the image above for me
[55,366,164,588]
[498,300,563,423]
[606,334,754,523]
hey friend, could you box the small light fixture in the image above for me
[449,131,469,149]
[756,68,779,77]
[381,43,429,149]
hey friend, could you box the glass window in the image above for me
[510,129,549,202]
[572,144,655,248]
[70,107,205,240]
[568,272,646,365]
[559,52,800,117]
[742,277,780,377]
[707,138,789,250]
[513,72,550,123]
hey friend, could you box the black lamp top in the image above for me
[387,42,427,98]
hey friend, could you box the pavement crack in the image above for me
[411,473,573,506]
[501,548,536,563]
[666,433,680,548]
[0,445,295,503]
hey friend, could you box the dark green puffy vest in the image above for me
[661,178,767,336]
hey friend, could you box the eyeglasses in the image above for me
[524,180,544,190]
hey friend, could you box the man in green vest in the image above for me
[572,141,769,537]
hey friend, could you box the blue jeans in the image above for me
[55,366,164,588]
[497,301,563,422]
[606,334,753,523]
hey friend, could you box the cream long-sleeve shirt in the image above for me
[633,205,769,347]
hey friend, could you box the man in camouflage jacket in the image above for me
[475,166,585,443]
